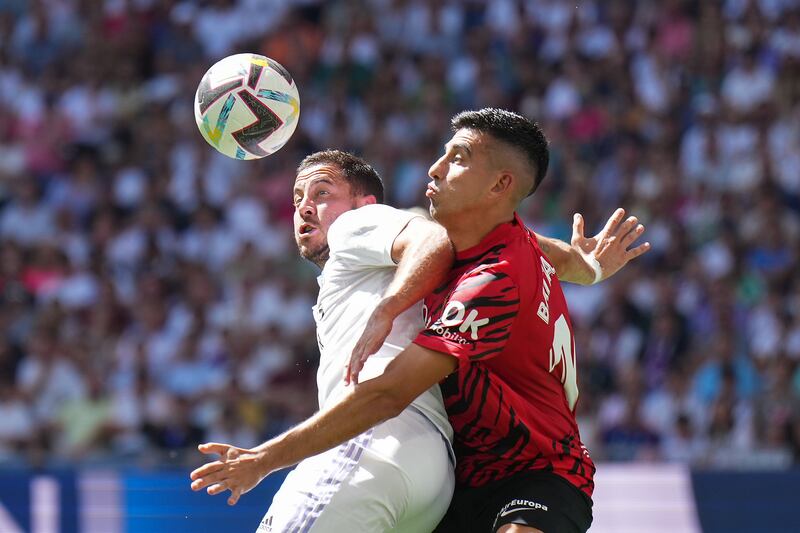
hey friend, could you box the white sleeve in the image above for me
[327,204,420,268]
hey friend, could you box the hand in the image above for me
[345,304,394,385]
[572,208,650,283]
[189,442,268,506]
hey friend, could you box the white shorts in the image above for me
[257,408,454,533]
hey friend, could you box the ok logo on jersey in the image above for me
[439,300,490,340]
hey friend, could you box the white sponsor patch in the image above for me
[497,498,549,518]
[423,301,489,343]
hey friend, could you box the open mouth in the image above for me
[299,223,316,236]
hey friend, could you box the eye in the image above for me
[293,196,302,207]
[452,154,463,163]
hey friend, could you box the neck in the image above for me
[313,254,329,269]
[443,211,515,252]
[301,246,329,269]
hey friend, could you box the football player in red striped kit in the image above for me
[350,108,648,532]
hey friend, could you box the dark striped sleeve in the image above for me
[413,265,519,363]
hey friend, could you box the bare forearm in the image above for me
[192,345,455,499]
[535,234,594,285]
[252,382,401,475]
[382,222,454,316]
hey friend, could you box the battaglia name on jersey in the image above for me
[536,256,556,324]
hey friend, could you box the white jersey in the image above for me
[313,204,453,447]
[260,203,455,532]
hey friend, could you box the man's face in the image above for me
[426,128,495,224]
[293,164,358,267]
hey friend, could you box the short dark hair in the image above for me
[297,150,384,203]
[451,108,549,196]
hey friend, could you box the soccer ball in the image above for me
[194,53,300,160]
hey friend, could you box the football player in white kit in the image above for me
[190,150,640,532]
[194,150,457,532]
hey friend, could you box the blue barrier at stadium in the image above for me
[123,469,288,533]
[0,469,78,533]
[0,468,287,533]
[692,470,800,533]
[1,466,800,532]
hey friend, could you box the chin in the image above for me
[428,203,447,223]
[298,242,330,268]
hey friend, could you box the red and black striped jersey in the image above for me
[413,214,595,498]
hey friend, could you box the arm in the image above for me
[345,218,454,384]
[536,208,650,285]
[386,217,454,319]
[190,343,456,505]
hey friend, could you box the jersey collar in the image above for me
[455,212,524,260]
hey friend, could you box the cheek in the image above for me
[326,199,359,231]
[452,169,480,193]
[447,166,468,186]
[316,204,343,235]
[443,170,465,197]
[315,204,329,230]
[446,174,480,207]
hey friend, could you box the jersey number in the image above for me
[549,314,578,411]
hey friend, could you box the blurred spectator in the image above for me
[693,335,761,404]
[15,324,87,462]
[601,394,661,462]
[721,47,775,116]
[0,378,36,462]
[704,367,757,467]
[0,179,54,246]
[661,413,709,464]
[54,372,113,460]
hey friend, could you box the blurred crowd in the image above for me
[0,0,798,469]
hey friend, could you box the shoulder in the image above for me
[452,258,519,300]
[329,204,416,239]
[459,232,541,295]
[327,204,422,266]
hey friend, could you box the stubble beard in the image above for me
[295,200,359,269]
[298,242,330,269]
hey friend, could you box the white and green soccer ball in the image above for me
[194,53,300,160]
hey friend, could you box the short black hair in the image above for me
[451,108,549,196]
[297,150,384,203]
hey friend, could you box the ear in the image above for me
[490,173,514,196]
[354,195,378,208]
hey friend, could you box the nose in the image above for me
[428,155,445,181]
[297,196,315,218]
